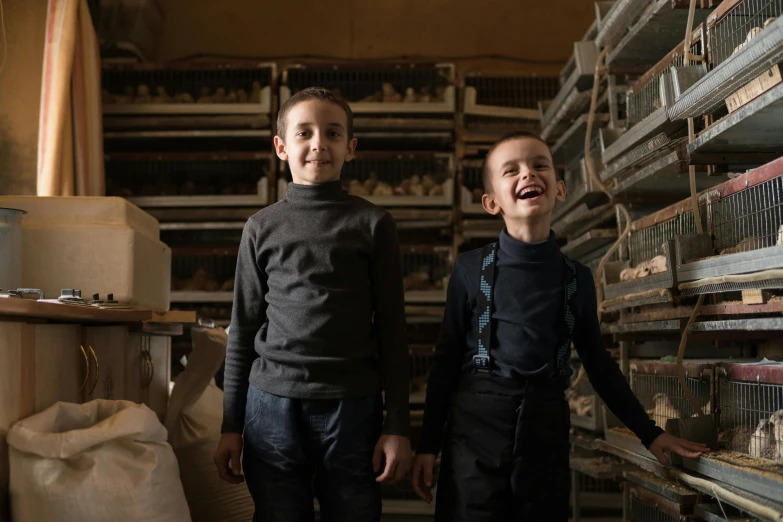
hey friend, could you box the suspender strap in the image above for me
[475,242,498,374]
[556,256,578,376]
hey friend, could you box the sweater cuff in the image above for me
[220,419,243,435]
[640,426,665,449]
[382,407,411,437]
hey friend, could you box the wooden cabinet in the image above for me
[34,324,83,412]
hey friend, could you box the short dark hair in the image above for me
[481,131,556,194]
[276,87,354,140]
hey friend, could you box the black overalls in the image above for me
[435,242,579,522]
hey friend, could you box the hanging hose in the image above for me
[684,0,705,235]
[676,294,705,415]
[672,0,707,416]
[583,46,632,321]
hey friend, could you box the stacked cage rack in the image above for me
[569,358,607,432]
[600,27,713,200]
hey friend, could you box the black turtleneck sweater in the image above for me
[417,229,663,455]
[222,181,410,436]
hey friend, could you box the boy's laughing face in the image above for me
[274,99,358,185]
[481,137,566,223]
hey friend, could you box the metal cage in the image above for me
[281,63,456,113]
[627,33,704,128]
[401,246,453,304]
[631,497,689,522]
[629,206,700,268]
[171,252,237,303]
[708,167,783,253]
[101,62,276,114]
[459,159,485,215]
[675,157,783,295]
[630,361,714,431]
[462,74,559,134]
[105,152,272,207]
[708,0,783,69]
[279,153,455,207]
[569,358,606,432]
[716,362,783,462]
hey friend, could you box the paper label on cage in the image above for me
[725,65,782,113]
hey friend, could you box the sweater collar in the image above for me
[285,180,346,203]
[498,228,559,262]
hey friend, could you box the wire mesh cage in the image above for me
[627,31,705,128]
[630,496,688,522]
[629,207,699,268]
[629,361,714,431]
[707,0,783,69]
[171,251,237,301]
[462,74,559,130]
[279,153,454,207]
[401,246,453,303]
[568,358,605,431]
[575,471,622,494]
[459,159,486,214]
[708,168,783,254]
[282,63,455,112]
[101,62,276,112]
[105,152,272,207]
[716,362,783,462]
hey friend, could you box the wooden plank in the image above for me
[0,298,151,323]
[147,310,197,324]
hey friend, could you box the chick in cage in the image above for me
[720,235,758,255]
[103,80,264,105]
[731,18,776,55]
[356,83,446,103]
[344,173,446,198]
[748,410,783,462]
[645,393,681,429]
[566,388,593,416]
[620,241,668,281]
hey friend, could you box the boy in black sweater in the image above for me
[214,87,412,522]
[411,132,707,521]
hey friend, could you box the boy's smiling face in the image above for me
[274,99,358,185]
[481,137,566,224]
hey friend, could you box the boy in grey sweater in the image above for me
[214,87,412,522]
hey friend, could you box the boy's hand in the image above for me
[214,432,245,484]
[411,454,436,503]
[649,432,709,466]
[373,434,412,484]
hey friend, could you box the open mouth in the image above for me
[517,186,544,201]
[308,160,331,167]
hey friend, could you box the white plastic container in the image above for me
[0,196,171,311]
[0,208,25,291]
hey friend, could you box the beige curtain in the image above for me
[37,0,104,196]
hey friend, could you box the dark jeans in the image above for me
[243,384,383,522]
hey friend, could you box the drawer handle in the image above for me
[88,346,99,396]
[141,336,154,388]
[79,345,90,393]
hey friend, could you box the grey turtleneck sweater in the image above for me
[418,229,663,455]
[222,180,410,436]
